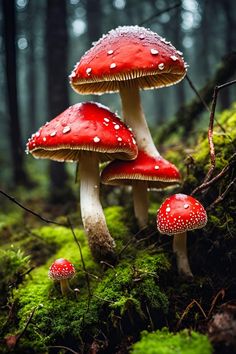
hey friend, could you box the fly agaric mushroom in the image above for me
[48,258,75,295]
[70,25,187,155]
[157,194,207,278]
[101,150,181,228]
[26,102,137,262]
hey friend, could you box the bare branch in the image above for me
[139,2,182,26]
[0,189,65,227]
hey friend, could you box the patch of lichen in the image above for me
[131,328,213,354]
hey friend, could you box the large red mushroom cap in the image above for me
[70,25,187,94]
[101,150,181,189]
[48,258,76,281]
[26,102,137,162]
[157,194,207,235]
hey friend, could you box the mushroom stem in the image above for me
[60,279,72,296]
[79,152,116,262]
[119,84,159,157]
[133,180,149,228]
[172,232,193,278]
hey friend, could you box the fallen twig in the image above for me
[192,152,236,196]
[67,218,92,303]
[208,177,236,209]
[191,79,236,195]
[48,345,79,354]
[0,189,65,227]
[176,299,207,329]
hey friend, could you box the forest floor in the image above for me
[0,105,236,354]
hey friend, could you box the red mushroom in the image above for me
[70,25,187,156]
[26,102,137,262]
[48,258,75,295]
[101,150,181,228]
[157,194,207,278]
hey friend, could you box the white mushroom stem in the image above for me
[119,84,159,157]
[60,279,71,296]
[119,84,159,228]
[79,152,115,261]
[172,232,193,278]
[132,180,149,228]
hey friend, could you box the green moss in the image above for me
[131,328,213,354]
[0,248,30,307]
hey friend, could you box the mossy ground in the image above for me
[0,106,235,353]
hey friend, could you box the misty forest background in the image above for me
[1,0,236,201]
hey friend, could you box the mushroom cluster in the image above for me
[70,25,186,227]
[26,25,207,278]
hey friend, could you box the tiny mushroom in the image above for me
[26,102,138,262]
[101,150,181,228]
[48,258,75,296]
[157,194,207,278]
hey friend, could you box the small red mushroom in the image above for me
[157,193,207,278]
[48,258,76,296]
[101,150,181,228]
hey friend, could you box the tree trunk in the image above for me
[46,0,72,203]
[26,0,37,136]
[2,0,28,186]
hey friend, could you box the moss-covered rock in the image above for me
[131,328,213,354]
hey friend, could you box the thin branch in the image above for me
[191,153,236,196]
[208,177,236,209]
[0,189,65,227]
[15,306,38,347]
[186,75,209,112]
[191,79,236,195]
[67,218,91,301]
[176,299,207,329]
[48,345,79,354]
[139,2,182,26]
[207,288,225,318]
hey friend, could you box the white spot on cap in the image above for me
[86,67,92,75]
[110,63,116,69]
[166,207,171,212]
[184,204,189,209]
[104,117,110,122]
[69,71,76,78]
[177,50,183,56]
[170,55,178,61]
[36,132,40,137]
[63,126,71,134]
[107,50,113,55]
[117,137,122,141]
[150,48,159,55]
[158,63,165,70]
[132,138,136,144]
[43,137,47,142]
[114,124,120,130]
[50,131,57,137]
[154,165,159,170]
[93,136,100,143]
[139,34,145,39]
